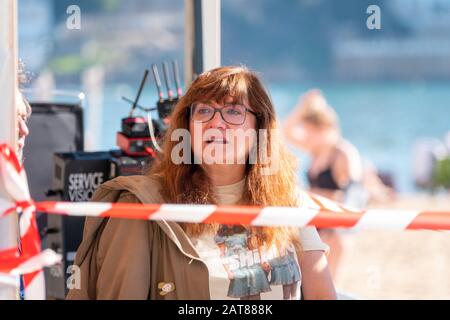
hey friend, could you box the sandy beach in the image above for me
[334,194,450,299]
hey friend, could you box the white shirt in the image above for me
[188,179,328,300]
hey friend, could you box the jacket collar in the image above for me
[108,175,203,261]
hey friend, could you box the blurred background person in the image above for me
[282,89,363,280]
[361,159,396,205]
[283,89,363,201]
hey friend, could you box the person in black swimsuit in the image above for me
[283,89,363,280]
[307,150,343,191]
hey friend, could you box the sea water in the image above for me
[90,81,450,193]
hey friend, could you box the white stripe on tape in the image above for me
[352,210,420,231]
[0,273,19,288]
[302,193,322,211]
[11,249,62,276]
[54,202,112,217]
[0,198,14,216]
[24,270,45,300]
[19,205,35,237]
[252,206,319,227]
[3,162,31,202]
[152,204,217,222]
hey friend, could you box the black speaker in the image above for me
[22,102,84,300]
[46,151,113,300]
[24,102,151,299]
[24,102,84,201]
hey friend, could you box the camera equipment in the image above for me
[117,70,163,156]
[42,60,183,299]
[45,150,113,299]
[153,62,180,121]
[45,148,150,299]
[172,60,183,98]
[162,61,174,101]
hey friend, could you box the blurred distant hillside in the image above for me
[19,0,450,83]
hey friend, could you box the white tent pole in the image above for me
[200,0,221,73]
[0,0,20,300]
[184,0,221,87]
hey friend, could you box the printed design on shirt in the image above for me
[212,224,301,300]
[158,282,176,296]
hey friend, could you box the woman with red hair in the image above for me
[67,66,336,300]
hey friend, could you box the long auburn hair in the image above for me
[148,66,301,250]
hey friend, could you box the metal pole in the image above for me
[184,0,221,87]
[0,0,20,300]
[82,66,104,151]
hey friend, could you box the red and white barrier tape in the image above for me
[1,143,450,297]
[0,144,61,299]
[34,199,450,231]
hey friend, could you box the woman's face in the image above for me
[189,96,258,166]
[16,89,31,163]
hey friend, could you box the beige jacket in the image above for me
[66,175,327,300]
[66,175,210,300]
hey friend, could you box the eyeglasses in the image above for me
[190,103,258,125]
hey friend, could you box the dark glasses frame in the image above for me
[189,103,258,125]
